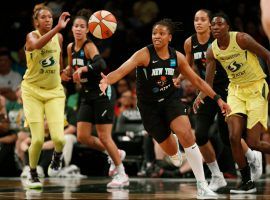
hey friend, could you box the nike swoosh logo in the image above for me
[193,45,198,48]
[152,60,158,63]
[101,110,107,117]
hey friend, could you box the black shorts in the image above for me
[195,96,229,146]
[137,96,187,144]
[77,92,114,124]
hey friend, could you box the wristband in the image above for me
[213,94,221,102]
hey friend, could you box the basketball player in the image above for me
[22,5,70,188]
[199,12,270,193]
[99,18,232,199]
[62,9,128,188]
[183,9,262,192]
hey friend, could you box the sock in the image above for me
[184,143,205,182]
[53,151,62,162]
[63,134,76,166]
[207,160,222,176]
[239,165,251,183]
[245,148,255,163]
[116,163,125,175]
[30,168,38,178]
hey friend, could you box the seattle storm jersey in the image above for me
[136,44,177,102]
[24,30,61,89]
[191,34,228,87]
[212,32,266,84]
[71,40,102,98]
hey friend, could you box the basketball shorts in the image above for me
[137,96,187,144]
[227,79,268,129]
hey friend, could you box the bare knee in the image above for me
[77,134,89,145]
[99,132,112,145]
[177,128,195,147]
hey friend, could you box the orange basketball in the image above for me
[88,10,117,39]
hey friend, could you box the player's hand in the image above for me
[173,77,181,88]
[58,12,70,29]
[217,99,231,116]
[61,66,72,81]
[99,72,109,95]
[193,96,204,114]
[73,68,83,83]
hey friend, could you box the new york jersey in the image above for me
[136,44,178,102]
[191,34,228,88]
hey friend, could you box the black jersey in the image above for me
[191,34,228,90]
[136,44,178,102]
[71,40,103,98]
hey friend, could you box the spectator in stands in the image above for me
[0,50,22,101]
[0,95,21,176]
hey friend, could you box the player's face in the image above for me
[36,9,53,32]
[72,18,88,40]
[194,10,210,34]
[152,25,172,48]
[211,17,229,39]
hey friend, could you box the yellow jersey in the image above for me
[24,30,61,89]
[212,31,266,85]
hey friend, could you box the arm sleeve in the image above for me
[87,55,107,73]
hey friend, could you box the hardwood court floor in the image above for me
[0,176,270,199]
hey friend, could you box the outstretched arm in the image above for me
[99,47,148,94]
[26,12,70,51]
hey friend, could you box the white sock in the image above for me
[184,143,205,182]
[245,148,255,163]
[207,160,222,176]
[116,163,125,175]
[63,134,77,167]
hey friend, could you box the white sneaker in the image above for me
[168,134,183,167]
[20,165,30,178]
[249,150,262,181]
[107,173,129,188]
[208,173,227,192]
[108,149,126,177]
[197,181,218,199]
[37,165,45,178]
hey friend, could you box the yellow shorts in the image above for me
[227,79,268,129]
[21,81,65,123]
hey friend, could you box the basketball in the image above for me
[88,10,117,39]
